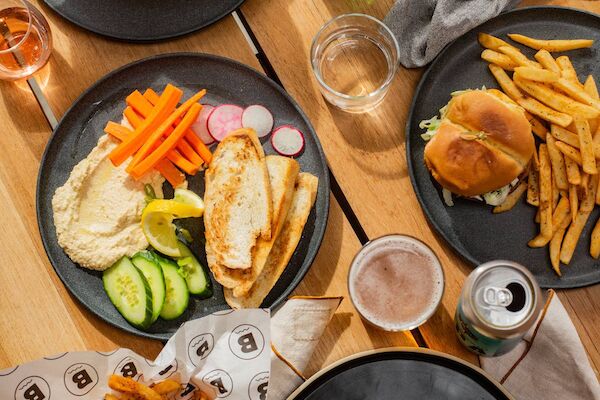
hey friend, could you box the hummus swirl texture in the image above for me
[52,135,165,271]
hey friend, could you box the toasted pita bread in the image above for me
[225,172,318,308]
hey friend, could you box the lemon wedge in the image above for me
[174,188,205,211]
[141,211,180,257]
[143,199,203,219]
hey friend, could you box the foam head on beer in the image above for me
[348,234,444,331]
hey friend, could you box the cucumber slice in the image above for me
[176,241,213,298]
[103,257,153,329]
[154,254,190,320]
[131,251,165,323]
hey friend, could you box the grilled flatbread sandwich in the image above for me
[225,172,318,309]
[211,155,299,293]
[204,128,272,273]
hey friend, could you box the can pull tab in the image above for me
[483,286,513,307]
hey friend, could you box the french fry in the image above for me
[584,75,600,100]
[513,78,599,120]
[590,217,600,258]
[583,75,600,135]
[574,117,597,174]
[152,380,181,395]
[551,124,580,147]
[539,145,553,239]
[108,376,162,400]
[564,156,582,185]
[545,134,569,190]
[581,172,590,194]
[532,145,540,170]
[478,32,511,51]
[569,183,579,222]
[535,208,541,223]
[560,208,592,264]
[525,111,548,141]
[498,45,542,68]
[556,56,583,86]
[517,97,573,128]
[105,395,120,400]
[527,167,540,206]
[553,78,600,110]
[493,180,527,213]
[528,196,570,247]
[508,34,594,52]
[555,141,583,166]
[488,64,524,101]
[580,174,598,212]
[550,228,565,276]
[534,49,561,73]
[514,66,560,83]
[481,49,519,71]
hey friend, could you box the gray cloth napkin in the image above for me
[481,290,600,400]
[384,0,520,68]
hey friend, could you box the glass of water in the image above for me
[310,13,399,113]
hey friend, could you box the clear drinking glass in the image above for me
[0,0,51,81]
[310,13,399,113]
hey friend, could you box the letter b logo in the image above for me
[228,324,265,360]
[64,363,98,396]
[14,377,50,400]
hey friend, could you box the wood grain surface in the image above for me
[0,0,416,374]
[241,0,600,376]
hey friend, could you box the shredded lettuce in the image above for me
[444,179,520,208]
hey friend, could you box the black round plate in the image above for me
[407,7,600,289]
[42,0,244,42]
[36,53,330,340]
[288,348,513,400]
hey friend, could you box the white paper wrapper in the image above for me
[0,309,271,400]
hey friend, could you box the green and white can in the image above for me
[455,260,543,357]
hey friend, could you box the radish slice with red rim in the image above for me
[241,105,274,137]
[271,125,305,157]
[207,104,244,142]
[191,104,215,145]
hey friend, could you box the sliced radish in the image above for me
[191,104,215,145]
[207,104,244,142]
[241,105,274,138]
[271,125,305,157]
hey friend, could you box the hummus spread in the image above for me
[52,135,165,271]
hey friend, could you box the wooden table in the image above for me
[0,0,597,387]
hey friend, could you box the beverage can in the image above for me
[455,260,542,357]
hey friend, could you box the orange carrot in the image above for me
[103,120,185,187]
[128,90,204,167]
[122,108,199,176]
[144,88,212,164]
[156,158,185,187]
[109,84,182,166]
[132,103,202,178]
[104,121,129,141]
[127,89,206,172]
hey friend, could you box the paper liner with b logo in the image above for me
[0,309,270,400]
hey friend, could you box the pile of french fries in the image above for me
[479,32,599,276]
[105,375,208,400]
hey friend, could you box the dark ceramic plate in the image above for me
[407,7,600,289]
[288,348,514,400]
[36,53,329,340]
[43,0,244,42]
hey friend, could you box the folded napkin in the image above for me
[481,290,600,400]
[384,0,520,68]
[268,296,343,400]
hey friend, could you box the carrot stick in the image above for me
[127,89,206,172]
[129,90,204,167]
[145,88,212,164]
[104,121,129,141]
[156,158,185,187]
[132,103,202,178]
[122,108,199,175]
[103,120,185,187]
[110,84,182,166]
